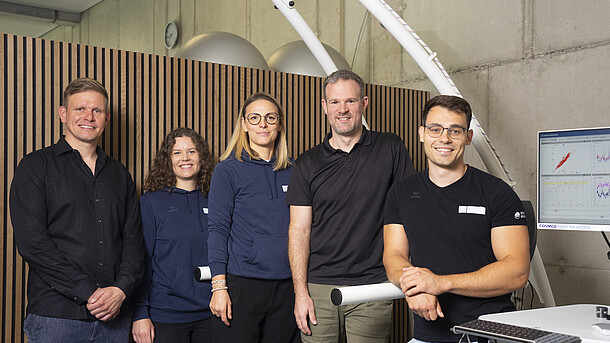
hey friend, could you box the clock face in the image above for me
[164,21,179,49]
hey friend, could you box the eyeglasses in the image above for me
[246,112,279,125]
[425,125,467,139]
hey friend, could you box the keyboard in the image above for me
[452,319,581,343]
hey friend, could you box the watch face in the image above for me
[165,22,178,49]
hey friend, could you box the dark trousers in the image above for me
[153,318,212,343]
[211,274,300,343]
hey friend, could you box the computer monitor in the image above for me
[537,127,610,231]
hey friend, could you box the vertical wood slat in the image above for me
[0,32,5,336]
[0,33,427,343]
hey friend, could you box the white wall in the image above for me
[43,0,610,306]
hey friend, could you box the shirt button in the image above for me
[97,219,102,223]
[99,241,103,244]
[96,199,100,202]
[99,262,103,266]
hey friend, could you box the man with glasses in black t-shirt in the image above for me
[383,95,530,343]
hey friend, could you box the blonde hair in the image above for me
[220,92,291,171]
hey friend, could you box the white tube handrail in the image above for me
[358,0,514,186]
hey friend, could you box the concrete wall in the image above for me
[43,0,610,306]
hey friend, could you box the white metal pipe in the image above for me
[358,0,514,186]
[270,0,338,75]
[357,0,457,95]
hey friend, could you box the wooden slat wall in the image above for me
[0,33,428,343]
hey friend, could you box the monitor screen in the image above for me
[537,127,610,231]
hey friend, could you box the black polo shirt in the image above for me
[9,137,145,320]
[287,129,415,285]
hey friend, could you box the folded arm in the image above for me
[383,223,444,321]
[401,224,530,298]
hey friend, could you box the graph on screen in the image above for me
[538,127,610,231]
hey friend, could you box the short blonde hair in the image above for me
[64,78,109,112]
[220,92,291,171]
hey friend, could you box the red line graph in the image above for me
[555,152,571,170]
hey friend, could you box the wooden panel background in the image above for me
[0,33,428,343]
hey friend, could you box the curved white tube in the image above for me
[270,0,338,75]
[528,248,556,306]
[358,0,514,186]
[331,283,404,306]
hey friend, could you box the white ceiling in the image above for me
[0,0,102,37]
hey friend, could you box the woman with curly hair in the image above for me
[132,127,215,343]
[207,92,299,342]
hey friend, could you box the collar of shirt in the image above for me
[322,127,371,157]
[54,136,109,175]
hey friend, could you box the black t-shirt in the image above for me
[287,129,415,285]
[385,166,526,342]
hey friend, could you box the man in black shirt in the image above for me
[10,78,145,342]
[383,95,530,342]
[287,70,415,342]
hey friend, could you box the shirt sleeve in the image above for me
[10,155,98,304]
[285,157,313,206]
[112,172,145,297]
[132,194,155,321]
[207,162,236,277]
[384,181,403,226]
[491,180,527,229]
[391,135,416,181]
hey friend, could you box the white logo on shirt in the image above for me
[202,208,209,214]
[514,211,525,220]
[458,205,486,215]
[282,185,288,192]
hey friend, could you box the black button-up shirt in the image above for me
[10,137,145,320]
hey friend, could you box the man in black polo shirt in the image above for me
[383,95,530,342]
[287,69,415,342]
[10,78,145,342]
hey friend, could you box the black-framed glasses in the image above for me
[425,125,467,139]
[246,112,279,125]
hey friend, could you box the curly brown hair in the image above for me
[144,127,215,195]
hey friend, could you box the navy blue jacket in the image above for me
[207,152,292,280]
[133,188,211,323]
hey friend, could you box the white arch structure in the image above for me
[271,0,556,307]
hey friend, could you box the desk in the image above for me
[480,304,609,343]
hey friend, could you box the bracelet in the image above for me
[211,279,226,285]
[211,286,228,293]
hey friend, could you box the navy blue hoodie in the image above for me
[133,188,211,323]
[207,152,292,280]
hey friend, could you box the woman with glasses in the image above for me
[207,92,299,342]
[132,128,215,343]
